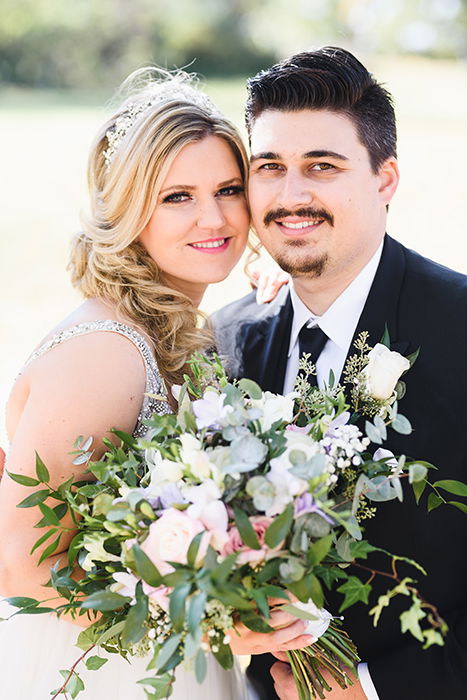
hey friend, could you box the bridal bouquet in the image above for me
[6,334,465,699]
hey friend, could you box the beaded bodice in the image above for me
[25,320,171,437]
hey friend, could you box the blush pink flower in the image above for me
[223,516,283,566]
[141,508,208,574]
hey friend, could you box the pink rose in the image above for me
[223,516,283,566]
[141,508,208,574]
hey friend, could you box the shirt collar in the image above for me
[288,242,383,356]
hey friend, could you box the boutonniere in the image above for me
[343,329,419,418]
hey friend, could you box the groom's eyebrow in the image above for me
[250,150,349,162]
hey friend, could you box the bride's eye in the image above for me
[162,191,191,203]
[217,185,245,197]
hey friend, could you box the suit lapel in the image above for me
[241,290,293,393]
[346,235,410,365]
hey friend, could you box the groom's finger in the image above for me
[271,661,299,700]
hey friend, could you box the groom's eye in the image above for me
[310,162,335,171]
[162,191,191,203]
[257,162,282,171]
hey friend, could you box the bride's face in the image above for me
[139,135,250,304]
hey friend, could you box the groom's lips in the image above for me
[274,217,325,237]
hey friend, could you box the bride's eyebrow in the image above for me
[160,184,195,193]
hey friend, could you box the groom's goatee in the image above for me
[276,249,329,277]
[263,206,334,227]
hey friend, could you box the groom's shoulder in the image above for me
[401,240,467,304]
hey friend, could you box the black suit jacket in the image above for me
[212,236,467,699]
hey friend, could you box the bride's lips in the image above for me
[187,237,231,253]
[275,218,325,237]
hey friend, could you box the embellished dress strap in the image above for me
[25,320,171,437]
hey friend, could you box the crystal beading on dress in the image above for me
[24,320,171,437]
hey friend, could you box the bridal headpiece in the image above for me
[103,84,221,169]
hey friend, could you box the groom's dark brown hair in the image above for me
[245,46,397,173]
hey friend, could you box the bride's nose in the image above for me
[196,198,225,230]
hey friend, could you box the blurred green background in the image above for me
[1,0,467,444]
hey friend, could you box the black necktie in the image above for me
[297,324,328,386]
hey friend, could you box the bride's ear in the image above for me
[378,157,399,206]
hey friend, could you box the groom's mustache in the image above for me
[263,207,334,228]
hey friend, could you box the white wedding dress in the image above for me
[0,321,249,700]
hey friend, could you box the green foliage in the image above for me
[337,577,372,612]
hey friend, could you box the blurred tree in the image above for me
[0,0,465,89]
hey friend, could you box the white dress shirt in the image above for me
[283,243,383,394]
[282,243,384,700]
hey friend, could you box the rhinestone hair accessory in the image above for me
[102,84,222,169]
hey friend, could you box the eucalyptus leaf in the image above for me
[409,464,428,484]
[132,543,164,587]
[122,582,148,646]
[365,421,383,445]
[169,583,191,632]
[187,591,207,637]
[238,378,263,400]
[392,414,412,435]
[81,591,130,611]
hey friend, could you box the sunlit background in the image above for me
[1,0,467,445]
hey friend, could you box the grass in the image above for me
[1,55,467,445]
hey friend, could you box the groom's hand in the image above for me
[271,652,367,700]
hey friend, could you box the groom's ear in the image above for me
[377,157,399,206]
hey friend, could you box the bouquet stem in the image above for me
[287,623,360,699]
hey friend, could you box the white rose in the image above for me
[364,344,410,401]
[251,392,296,431]
[290,599,333,639]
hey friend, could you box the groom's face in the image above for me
[248,109,398,282]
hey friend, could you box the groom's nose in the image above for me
[277,171,314,210]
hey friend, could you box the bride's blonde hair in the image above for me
[69,68,249,386]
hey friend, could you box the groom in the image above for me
[213,48,467,699]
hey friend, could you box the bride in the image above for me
[0,69,312,698]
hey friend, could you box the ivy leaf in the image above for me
[422,629,445,649]
[337,576,371,612]
[85,656,108,671]
[400,603,426,642]
[265,503,294,548]
[349,540,378,560]
[233,506,261,550]
[309,534,333,566]
[35,452,50,483]
[59,670,85,699]
[433,479,467,498]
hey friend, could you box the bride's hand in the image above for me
[229,604,315,655]
[249,266,290,304]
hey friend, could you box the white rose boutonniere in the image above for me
[364,343,410,401]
